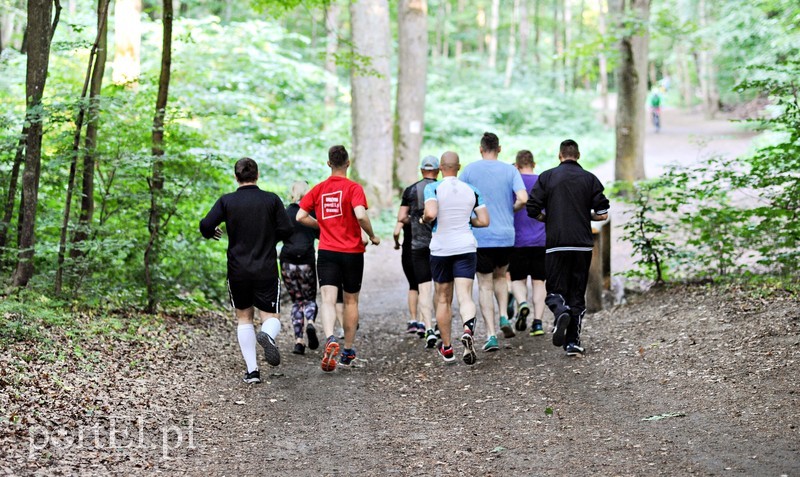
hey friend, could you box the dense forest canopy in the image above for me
[0,0,798,310]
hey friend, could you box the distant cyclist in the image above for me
[650,89,662,133]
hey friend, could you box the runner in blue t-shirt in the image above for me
[459,132,528,352]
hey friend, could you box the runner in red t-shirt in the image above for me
[297,145,380,372]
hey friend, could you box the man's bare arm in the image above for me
[513,189,528,212]
[354,205,380,245]
[296,208,319,229]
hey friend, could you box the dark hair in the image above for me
[559,139,580,159]
[235,157,258,183]
[480,132,500,153]
[328,145,349,168]
[515,150,535,167]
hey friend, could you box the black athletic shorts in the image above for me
[476,247,513,274]
[411,247,432,284]
[317,250,365,294]
[401,247,418,291]
[227,277,281,312]
[430,252,477,283]
[508,246,547,281]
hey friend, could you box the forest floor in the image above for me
[2,110,798,476]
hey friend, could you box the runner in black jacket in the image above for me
[200,157,293,383]
[526,139,609,356]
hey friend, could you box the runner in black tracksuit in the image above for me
[526,139,609,356]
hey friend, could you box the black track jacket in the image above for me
[200,185,293,280]
[526,160,610,252]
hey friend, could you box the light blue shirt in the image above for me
[424,177,486,256]
[460,159,526,248]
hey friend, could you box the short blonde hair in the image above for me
[290,180,310,203]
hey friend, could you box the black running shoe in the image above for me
[461,332,477,366]
[257,331,281,366]
[515,302,531,332]
[425,329,437,348]
[306,322,319,350]
[552,312,570,348]
[292,343,306,355]
[565,342,585,356]
[242,370,261,384]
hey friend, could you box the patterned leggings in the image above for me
[281,262,318,339]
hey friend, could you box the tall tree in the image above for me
[454,0,465,64]
[487,0,500,69]
[533,0,541,66]
[55,0,111,293]
[596,0,610,124]
[518,0,530,67]
[504,0,520,87]
[144,0,173,312]
[112,0,141,84]
[350,0,393,209]
[11,0,61,287]
[0,134,25,254]
[73,0,110,254]
[697,0,719,118]
[323,3,340,117]
[612,0,650,183]
[395,0,428,187]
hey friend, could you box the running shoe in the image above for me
[406,321,419,334]
[321,336,340,372]
[416,322,426,338]
[499,316,516,338]
[256,331,281,366]
[306,322,319,350]
[425,329,437,349]
[552,312,570,347]
[507,293,516,319]
[565,342,585,357]
[292,343,306,355]
[436,342,455,363]
[530,319,544,336]
[340,348,357,367]
[515,302,531,331]
[434,324,441,339]
[483,335,499,352]
[461,332,477,365]
[242,370,261,384]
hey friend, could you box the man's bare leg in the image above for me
[434,281,454,347]
[342,291,360,350]
[418,281,434,330]
[477,272,497,337]
[455,277,478,364]
[320,285,339,339]
[532,279,547,321]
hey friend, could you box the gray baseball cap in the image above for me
[420,155,440,170]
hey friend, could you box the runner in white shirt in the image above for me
[422,151,490,365]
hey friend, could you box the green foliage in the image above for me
[620,61,800,283]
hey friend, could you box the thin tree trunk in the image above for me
[323,3,340,120]
[73,0,108,257]
[597,0,610,125]
[698,0,719,118]
[395,0,428,188]
[55,0,110,293]
[677,42,693,107]
[12,0,61,287]
[612,0,649,183]
[477,4,486,56]
[433,0,443,64]
[350,0,393,210]
[0,11,15,53]
[455,0,465,65]
[533,0,541,67]
[574,0,585,89]
[144,0,173,313]
[561,0,569,93]
[0,132,25,252]
[441,0,450,58]
[112,0,141,84]
[551,0,559,89]
[504,0,519,87]
[488,0,499,69]
[518,0,529,67]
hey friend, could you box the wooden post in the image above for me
[586,219,611,312]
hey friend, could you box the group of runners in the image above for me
[200,133,609,384]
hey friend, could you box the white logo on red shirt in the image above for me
[321,191,343,219]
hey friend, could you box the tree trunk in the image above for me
[350,0,393,210]
[533,0,541,67]
[487,0,499,69]
[112,0,141,84]
[518,0,529,67]
[55,0,110,293]
[477,4,485,56]
[11,0,61,287]
[441,0,450,59]
[562,0,570,92]
[698,0,719,118]
[0,10,15,53]
[144,0,172,313]
[323,3,340,119]
[395,0,428,188]
[0,133,25,252]
[504,0,519,87]
[612,0,649,183]
[551,0,559,89]
[433,0,443,64]
[597,0,610,125]
[677,42,693,107]
[574,0,585,89]
[73,0,108,256]
[454,0,465,65]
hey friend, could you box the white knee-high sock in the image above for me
[260,317,281,339]
[237,324,258,373]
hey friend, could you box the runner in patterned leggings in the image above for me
[280,181,321,355]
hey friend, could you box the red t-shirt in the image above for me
[299,175,368,253]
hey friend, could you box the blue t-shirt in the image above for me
[460,159,526,248]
